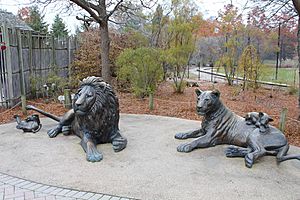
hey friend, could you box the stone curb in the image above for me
[0,172,137,200]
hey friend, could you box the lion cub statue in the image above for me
[26,76,127,162]
[175,89,300,168]
[245,112,273,133]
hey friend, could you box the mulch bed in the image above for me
[1,81,299,146]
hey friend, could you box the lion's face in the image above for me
[195,89,220,116]
[73,85,96,115]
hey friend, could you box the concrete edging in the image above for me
[0,172,135,200]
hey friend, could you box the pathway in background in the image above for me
[189,66,226,83]
[189,66,290,89]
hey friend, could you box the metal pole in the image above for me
[275,22,281,80]
[211,64,213,82]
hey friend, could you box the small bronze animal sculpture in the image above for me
[26,76,127,162]
[245,112,273,133]
[175,89,300,168]
[14,114,42,133]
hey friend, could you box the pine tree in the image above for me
[51,14,69,38]
[28,6,48,33]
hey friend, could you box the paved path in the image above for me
[0,173,134,200]
[189,66,290,89]
[189,67,226,83]
[1,114,300,200]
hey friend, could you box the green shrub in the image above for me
[238,45,264,90]
[46,70,68,98]
[116,47,163,98]
[172,80,187,94]
[29,66,68,100]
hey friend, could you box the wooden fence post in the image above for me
[28,31,33,74]
[38,34,42,90]
[64,88,72,109]
[28,30,35,98]
[67,36,72,85]
[51,35,56,67]
[0,25,4,107]
[16,29,27,115]
[279,108,287,132]
[2,23,14,107]
[149,93,154,110]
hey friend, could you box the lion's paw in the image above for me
[175,132,188,140]
[225,146,242,157]
[177,143,193,153]
[86,150,103,162]
[47,128,60,138]
[245,153,254,168]
[225,146,251,158]
[225,146,240,157]
[112,137,127,152]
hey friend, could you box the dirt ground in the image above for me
[1,81,299,146]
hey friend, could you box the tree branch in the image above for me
[70,0,102,23]
[107,0,124,19]
[140,0,158,9]
[76,15,95,23]
[76,15,95,30]
[108,19,126,25]
[266,0,291,20]
[86,1,101,12]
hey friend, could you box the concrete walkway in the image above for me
[0,114,300,200]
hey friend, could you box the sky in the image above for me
[0,0,248,34]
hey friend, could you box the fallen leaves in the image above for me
[1,81,299,146]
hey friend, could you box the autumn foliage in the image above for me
[70,28,138,87]
[71,30,101,86]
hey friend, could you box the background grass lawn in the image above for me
[215,59,299,85]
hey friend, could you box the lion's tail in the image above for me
[26,105,61,122]
[277,143,300,162]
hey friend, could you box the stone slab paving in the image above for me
[0,173,136,200]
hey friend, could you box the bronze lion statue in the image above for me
[26,76,127,162]
[175,89,300,168]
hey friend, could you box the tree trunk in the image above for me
[100,21,111,84]
[292,0,300,108]
[297,17,300,108]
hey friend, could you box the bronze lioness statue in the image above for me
[175,89,300,168]
[26,76,127,162]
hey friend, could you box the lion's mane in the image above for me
[74,76,120,143]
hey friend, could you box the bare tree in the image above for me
[252,0,300,112]
[32,0,154,84]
